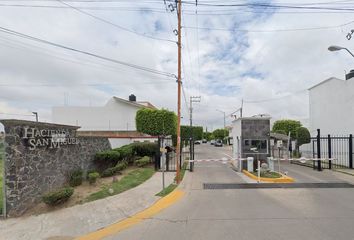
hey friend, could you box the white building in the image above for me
[52,95,158,148]
[309,74,354,135]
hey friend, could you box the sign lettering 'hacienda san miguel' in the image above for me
[22,127,79,150]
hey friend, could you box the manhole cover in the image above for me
[203,182,354,189]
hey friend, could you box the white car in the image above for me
[210,140,216,145]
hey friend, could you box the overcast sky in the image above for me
[0,0,353,131]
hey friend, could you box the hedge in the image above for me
[88,172,100,184]
[132,142,158,157]
[101,161,128,177]
[42,187,74,206]
[181,126,203,140]
[115,144,134,162]
[69,170,83,187]
[94,151,121,165]
[136,108,177,136]
[135,156,151,167]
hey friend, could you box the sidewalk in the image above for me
[0,172,175,240]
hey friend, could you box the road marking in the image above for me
[75,190,185,240]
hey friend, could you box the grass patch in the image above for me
[251,171,282,178]
[156,183,177,197]
[85,167,155,202]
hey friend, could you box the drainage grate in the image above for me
[203,182,354,189]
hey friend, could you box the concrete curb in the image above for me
[242,170,295,183]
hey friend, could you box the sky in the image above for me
[0,0,353,132]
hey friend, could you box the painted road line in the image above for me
[75,190,185,240]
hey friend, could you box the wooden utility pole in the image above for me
[176,0,182,183]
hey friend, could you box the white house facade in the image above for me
[309,76,354,135]
[52,95,158,148]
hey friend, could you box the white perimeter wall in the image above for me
[231,119,242,158]
[309,78,354,135]
[109,138,158,149]
[52,98,141,131]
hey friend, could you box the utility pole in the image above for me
[216,109,226,129]
[190,96,201,171]
[176,0,182,183]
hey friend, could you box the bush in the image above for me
[115,145,134,162]
[42,187,74,206]
[94,151,121,165]
[101,161,128,177]
[135,156,151,167]
[69,170,83,187]
[88,172,100,184]
[132,142,158,157]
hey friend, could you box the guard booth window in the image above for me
[244,139,268,153]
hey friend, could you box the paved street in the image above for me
[106,144,354,240]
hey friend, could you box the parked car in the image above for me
[210,140,216,145]
[214,139,223,147]
[202,139,207,143]
[194,140,201,144]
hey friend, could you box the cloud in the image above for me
[0,1,353,131]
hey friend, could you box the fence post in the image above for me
[328,134,332,170]
[317,129,322,171]
[349,134,353,169]
[155,137,161,170]
[312,140,316,170]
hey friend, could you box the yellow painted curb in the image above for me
[75,189,185,240]
[242,170,295,183]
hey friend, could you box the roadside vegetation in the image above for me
[85,167,154,202]
[251,171,282,178]
[0,140,4,215]
[30,142,158,215]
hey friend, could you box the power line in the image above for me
[56,0,176,43]
[0,26,176,78]
[183,19,354,33]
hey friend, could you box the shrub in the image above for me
[88,172,100,184]
[94,150,121,165]
[116,145,134,163]
[101,161,128,177]
[42,187,74,206]
[135,156,151,167]
[132,142,158,157]
[69,170,83,187]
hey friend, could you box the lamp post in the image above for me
[216,109,226,129]
[328,45,354,58]
[32,112,38,122]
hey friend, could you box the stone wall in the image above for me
[0,120,111,217]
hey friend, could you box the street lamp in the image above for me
[32,112,38,122]
[216,109,226,129]
[328,45,354,58]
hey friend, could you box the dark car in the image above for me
[214,139,223,147]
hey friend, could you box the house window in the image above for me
[243,139,268,154]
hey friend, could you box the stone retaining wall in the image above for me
[1,120,111,217]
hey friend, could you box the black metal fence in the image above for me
[154,137,191,172]
[299,129,354,170]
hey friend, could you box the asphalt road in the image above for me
[105,144,354,240]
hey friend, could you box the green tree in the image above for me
[180,126,203,140]
[136,108,177,136]
[272,119,302,138]
[213,128,229,139]
[296,127,311,146]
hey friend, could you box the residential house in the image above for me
[52,94,158,148]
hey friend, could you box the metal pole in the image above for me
[176,0,182,183]
[317,129,322,171]
[349,134,353,169]
[328,134,332,169]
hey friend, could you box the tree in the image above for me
[296,127,311,146]
[213,128,229,139]
[136,108,177,136]
[181,126,203,140]
[272,119,302,138]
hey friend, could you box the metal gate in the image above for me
[298,129,353,170]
